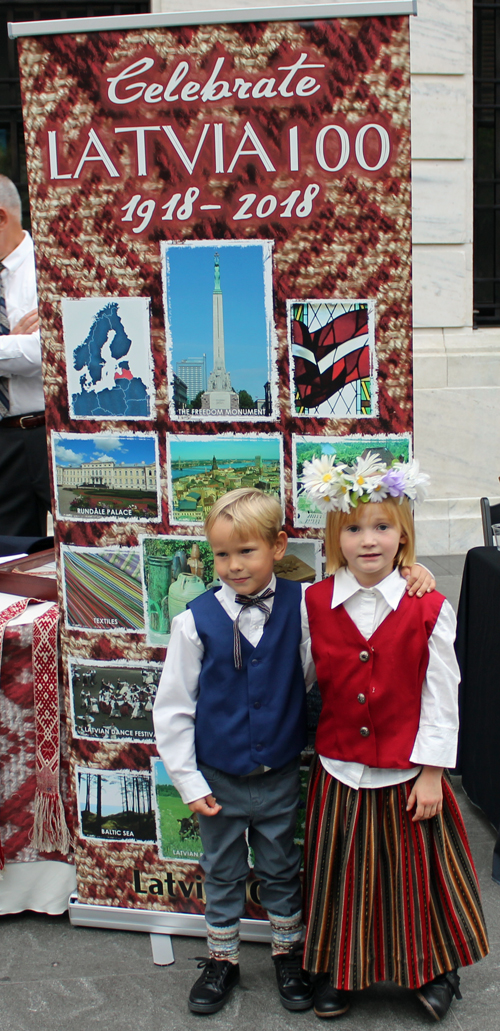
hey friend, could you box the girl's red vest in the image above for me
[305,576,445,769]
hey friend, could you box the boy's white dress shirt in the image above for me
[153,574,315,805]
[154,566,458,804]
[319,567,461,789]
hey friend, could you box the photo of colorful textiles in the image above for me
[61,546,145,633]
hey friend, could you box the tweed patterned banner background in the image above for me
[17,11,412,913]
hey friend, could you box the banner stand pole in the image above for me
[69,894,272,966]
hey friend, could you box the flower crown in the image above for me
[300,451,430,514]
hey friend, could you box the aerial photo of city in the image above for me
[168,435,283,524]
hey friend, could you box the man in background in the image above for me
[0,175,51,536]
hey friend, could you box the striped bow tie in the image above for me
[0,260,10,418]
[233,588,275,669]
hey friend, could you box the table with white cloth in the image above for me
[0,591,76,914]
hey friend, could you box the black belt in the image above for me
[0,411,45,429]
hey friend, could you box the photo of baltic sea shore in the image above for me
[76,767,156,843]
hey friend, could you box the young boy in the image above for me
[153,488,433,1015]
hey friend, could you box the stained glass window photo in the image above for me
[288,299,377,418]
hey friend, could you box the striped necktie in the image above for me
[0,261,11,417]
[233,587,274,669]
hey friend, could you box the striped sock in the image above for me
[206,921,240,964]
[268,910,303,956]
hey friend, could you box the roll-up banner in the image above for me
[12,2,415,924]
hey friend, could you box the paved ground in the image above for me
[2,555,498,1031]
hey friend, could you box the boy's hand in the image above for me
[406,766,444,821]
[188,794,222,817]
[401,564,435,597]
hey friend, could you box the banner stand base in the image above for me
[150,931,175,965]
[68,894,272,965]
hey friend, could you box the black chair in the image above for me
[0,535,54,559]
[480,498,500,546]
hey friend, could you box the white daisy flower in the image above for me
[301,455,337,492]
[402,459,430,503]
[364,475,391,502]
[350,453,385,498]
[310,491,339,513]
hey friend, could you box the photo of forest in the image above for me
[77,767,156,843]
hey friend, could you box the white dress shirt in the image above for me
[0,232,43,415]
[153,574,315,804]
[319,567,460,789]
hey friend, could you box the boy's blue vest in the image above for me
[188,578,307,776]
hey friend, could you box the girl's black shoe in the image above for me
[416,970,462,1021]
[188,957,240,1014]
[313,975,350,1019]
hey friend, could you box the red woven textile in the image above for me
[0,601,71,869]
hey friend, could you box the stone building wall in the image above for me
[153,0,494,553]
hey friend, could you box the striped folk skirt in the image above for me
[303,756,489,991]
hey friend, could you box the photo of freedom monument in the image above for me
[201,252,239,413]
[163,240,276,420]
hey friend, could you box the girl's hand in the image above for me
[401,564,436,597]
[188,794,221,817]
[406,766,444,821]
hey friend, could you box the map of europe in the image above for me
[72,302,150,417]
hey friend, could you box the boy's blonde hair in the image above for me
[204,488,283,546]
[324,496,416,574]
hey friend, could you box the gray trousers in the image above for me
[198,757,302,927]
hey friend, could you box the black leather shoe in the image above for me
[313,975,350,1019]
[273,945,315,1011]
[416,970,462,1021]
[188,957,240,1014]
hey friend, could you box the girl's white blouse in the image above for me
[319,566,460,789]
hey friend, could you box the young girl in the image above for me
[301,453,488,1022]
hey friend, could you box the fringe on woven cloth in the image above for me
[0,598,31,877]
[30,789,71,854]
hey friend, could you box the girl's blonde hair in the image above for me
[204,488,283,546]
[324,496,416,575]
